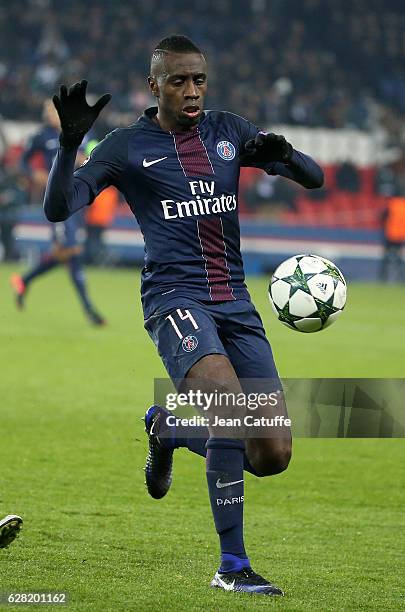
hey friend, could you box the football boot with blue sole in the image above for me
[144,405,174,499]
[211,567,284,596]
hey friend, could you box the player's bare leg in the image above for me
[244,392,292,477]
[186,354,292,476]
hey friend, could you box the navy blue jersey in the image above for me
[21,126,60,173]
[22,126,93,172]
[50,108,323,317]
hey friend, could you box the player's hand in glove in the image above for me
[243,132,293,163]
[52,80,111,148]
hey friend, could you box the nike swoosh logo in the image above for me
[143,157,167,168]
[216,478,243,489]
[216,575,235,591]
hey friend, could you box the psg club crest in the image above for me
[217,140,236,161]
[182,335,198,352]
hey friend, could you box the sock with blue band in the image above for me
[206,437,250,572]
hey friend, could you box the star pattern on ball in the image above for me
[277,266,318,299]
[323,260,344,282]
[276,302,302,326]
[269,254,347,332]
[312,298,339,324]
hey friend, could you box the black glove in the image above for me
[52,80,111,148]
[242,132,293,163]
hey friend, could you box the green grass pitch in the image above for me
[0,264,404,611]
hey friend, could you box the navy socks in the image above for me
[22,253,98,319]
[206,438,250,572]
[149,408,253,573]
[68,256,93,312]
[23,254,58,285]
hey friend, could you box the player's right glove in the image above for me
[52,80,111,149]
[242,132,293,163]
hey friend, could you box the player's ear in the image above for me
[148,76,159,98]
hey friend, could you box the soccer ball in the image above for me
[268,254,347,332]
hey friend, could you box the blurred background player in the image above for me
[10,100,105,325]
[0,515,23,548]
[0,163,26,262]
[379,194,405,282]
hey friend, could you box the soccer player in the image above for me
[10,100,105,326]
[0,515,23,548]
[379,195,405,282]
[43,36,324,595]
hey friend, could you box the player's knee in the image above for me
[270,444,292,475]
[253,442,292,477]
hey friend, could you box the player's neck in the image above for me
[154,112,197,134]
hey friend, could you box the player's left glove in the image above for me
[52,80,111,149]
[243,132,293,163]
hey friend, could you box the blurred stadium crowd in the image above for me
[1,0,405,130]
[1,0,405,277]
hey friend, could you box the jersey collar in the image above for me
[141,106,207,133]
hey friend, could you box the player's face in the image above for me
[149,52,207,131]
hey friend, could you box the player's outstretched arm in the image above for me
[240,132,324,189]
[274,147,324,189]
[53,80,111,149]
[43,147,94,221]
[44,81,112,222]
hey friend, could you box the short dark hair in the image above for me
[154,35,202,55]
[150,35,203,76]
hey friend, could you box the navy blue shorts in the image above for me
[144,297,280,385]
